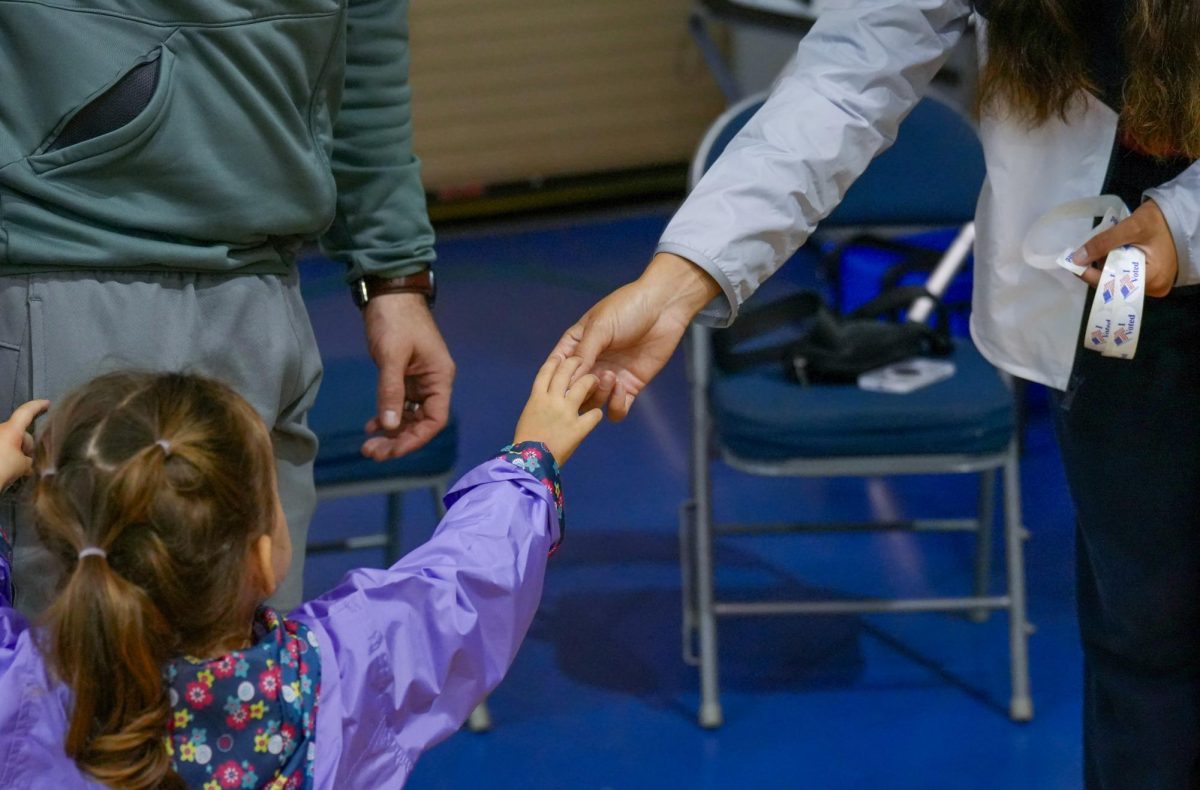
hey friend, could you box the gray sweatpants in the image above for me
[0,270,322,615]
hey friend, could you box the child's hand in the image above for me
[513,356,603,465]
[0,400,50,492]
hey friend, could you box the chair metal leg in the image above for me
[970,469,996,623]
[688,7,742,103]
[694,481,723,729]
[1003,447,1034,721]
[466,701,492,733]
[680,500,700,666]
[692,419,722,720]
[384,492,404,566]
[687,325,723,728]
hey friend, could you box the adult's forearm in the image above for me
[658,0,972,327]
[322,0,436,282]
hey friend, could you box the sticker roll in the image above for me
[1082,244,1145,359]
[1022,195,1146,361]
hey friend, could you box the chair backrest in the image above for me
[689,92,985,228]
[685,92,986,395]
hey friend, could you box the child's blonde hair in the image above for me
[31,371,277,789]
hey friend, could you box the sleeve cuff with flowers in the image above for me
[0,522,12,606]
[496,441,564,553]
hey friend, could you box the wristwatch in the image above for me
[351,268,436,310]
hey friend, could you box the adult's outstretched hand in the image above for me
[552,253,722,421]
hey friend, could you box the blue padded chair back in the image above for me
[690,92,984,227]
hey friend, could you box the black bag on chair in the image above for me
[712,286,954,385]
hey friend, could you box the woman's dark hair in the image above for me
[32,372,276,789]
[978,0,1200,158]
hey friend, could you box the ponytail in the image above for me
[46,549,182,790]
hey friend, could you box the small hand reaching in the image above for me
[0,400,50,492]
[512,356,604,465]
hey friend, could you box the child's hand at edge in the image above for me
[0,400,50,493]
[513,356,603,465]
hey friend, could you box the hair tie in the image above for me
[155,439,172,457]
[77,546,107,561]
[39,466,57,479]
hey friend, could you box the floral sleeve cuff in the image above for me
[497,442,564,553]
[0,521,11,573]
[0,523,12,606]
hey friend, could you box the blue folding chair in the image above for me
[680,93,1032,727]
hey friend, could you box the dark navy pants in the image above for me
[1055,285,1200,789]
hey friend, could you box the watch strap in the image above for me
[352,269,436,309]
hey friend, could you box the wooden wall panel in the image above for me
[408,0,725,193]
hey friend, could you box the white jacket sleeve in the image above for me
[1143,162,1200,287]
[658,0,973,326]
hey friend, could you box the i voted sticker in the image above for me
[1056,208,1121,277]
[1111,310,1139,356]
[1058,247,1088,277]
[1087,311,1112,350]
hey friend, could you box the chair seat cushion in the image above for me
[710,338,1014,461]
[310,356,458,488]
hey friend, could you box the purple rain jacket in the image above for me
[0,444,563,788]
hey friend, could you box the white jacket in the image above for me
[658,0,1200,390]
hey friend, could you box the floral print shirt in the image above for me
[165,608,321,789]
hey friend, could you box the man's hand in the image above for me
[0,399,50,492]
[552,253,722,421]
[362,293,455,460]
[1070,199,1178,297]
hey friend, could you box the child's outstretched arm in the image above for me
[294,356,601,787]
[0,400,50,607]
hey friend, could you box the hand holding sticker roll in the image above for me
[1067,199,1178,297]
[1022,195,1165,360]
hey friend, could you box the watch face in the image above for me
[352,278,371,309]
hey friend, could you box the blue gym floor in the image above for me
[298,206,1082,790]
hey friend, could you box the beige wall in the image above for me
[409,0,726,194]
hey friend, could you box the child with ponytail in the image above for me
[0,355,601,789]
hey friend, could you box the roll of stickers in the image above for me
[1022,195,1146,359]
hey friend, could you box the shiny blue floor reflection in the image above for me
[299,206,1081,790]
